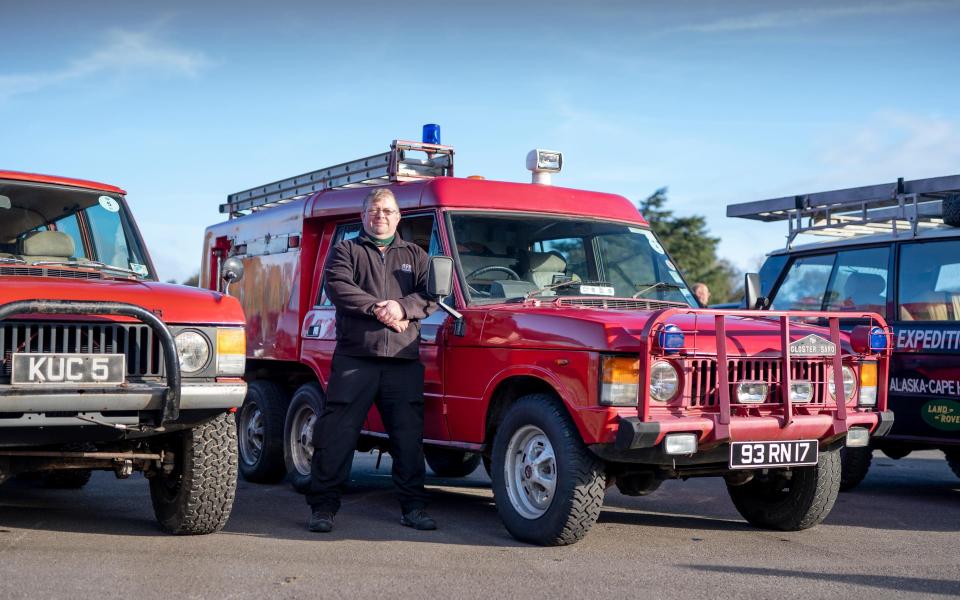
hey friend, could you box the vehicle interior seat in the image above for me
[842,272,886,313]
[20,230,76,263]
[522,251,568,289]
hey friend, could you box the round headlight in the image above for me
[827,365,856,401]
[175,330,210,373]
[650,360,680,403]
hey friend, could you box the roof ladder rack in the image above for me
[220,140,454,218]
[726,174,960,247]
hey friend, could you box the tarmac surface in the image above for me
[1,449,958,599]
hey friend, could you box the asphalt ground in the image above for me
[0,449,958,600]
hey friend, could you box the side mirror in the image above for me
[427,255,454,297]
[744,273,770,310]
[427,256,462,320]
[222,256,245,288]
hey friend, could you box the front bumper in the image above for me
[615,410,895,451]
[0,382,245,428]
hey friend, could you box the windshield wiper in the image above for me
[31,260,142,278]
[0,256,26,265]
[631,281,683,298]
[525,278,583,299]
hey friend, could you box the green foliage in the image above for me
[638,188,741,304]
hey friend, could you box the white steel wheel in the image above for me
[288,402,316,477]
[504,424,557,519]
[283,382,326,494]
[238,403,265,467]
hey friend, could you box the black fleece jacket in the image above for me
[324,232,436,359]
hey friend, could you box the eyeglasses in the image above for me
[366,208,399,217]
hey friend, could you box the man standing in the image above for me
[692,282,710,307]
[307,187,437,533]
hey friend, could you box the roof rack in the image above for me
[220,140,454,218]
[727,174,960,246]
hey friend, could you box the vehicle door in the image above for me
[890,238,960,445]
[300,213,449,441]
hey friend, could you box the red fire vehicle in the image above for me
[203,134,892,545]
[0,170,246,534]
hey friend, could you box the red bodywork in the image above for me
[202,176,889,454]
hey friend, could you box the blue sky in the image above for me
[3,0,959,283]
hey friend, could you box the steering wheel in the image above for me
[464,265,521,281]
[464,265,522,298]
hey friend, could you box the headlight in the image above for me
[216,327,246,376]
[175,330,211,373]
[600,355,640,406]
[649,360,680,403]
[827,365,857,401]
[736,381,768,404]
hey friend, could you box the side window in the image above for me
[318,223,362,306]
[52,214,87,259]
[771,253,836,311]
[823,247,889,315]
[898,241,960,321]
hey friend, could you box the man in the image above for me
[307,187,437,533]
[692,282,710,307]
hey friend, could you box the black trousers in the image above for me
[306,353,429,515]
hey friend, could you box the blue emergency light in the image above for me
[423,124,441,144]
[869,326,887,351]
[658,324,685,353]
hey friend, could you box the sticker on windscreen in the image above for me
[638,229,665,254]
[130,262,148,276]
[668,270,683,283]
[98,196,120,213]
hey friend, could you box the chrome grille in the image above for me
[684,358,829,407]
[0,320,164,382]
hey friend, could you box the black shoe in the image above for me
[400,509,437,531]
[308,510,335,533]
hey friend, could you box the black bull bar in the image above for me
[0,300,182,423]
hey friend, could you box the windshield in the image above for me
[449,212,696,306]
[0,180,153,279]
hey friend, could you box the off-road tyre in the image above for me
[237,380,288,483]
[727,447,840,531]
[945,448,960,480]
[149,412,238,535]
[839,445,873,491]
[284,383,325,494]
[491,394,605,546]
[425,447,482,478]
[942,193,960,228]
[41,469,93,489]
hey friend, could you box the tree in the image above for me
[638,187,740,304]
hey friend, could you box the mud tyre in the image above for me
[839,445,873,491]
[727,447,840,531]
[149,412,238,535]
[945,448,960,480]
[425,447,482,478]
[942,193,960,227]
[237,380,288,483]
[41,469,93,489]
[284,383,325,494]
[491,394,605,546]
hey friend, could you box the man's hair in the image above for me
[362,188,398,214]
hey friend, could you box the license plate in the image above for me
[11,353,125,385]
[729,440,819,469]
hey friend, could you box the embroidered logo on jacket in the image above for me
[401,263,413,272]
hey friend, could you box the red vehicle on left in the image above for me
[0,170,246,534]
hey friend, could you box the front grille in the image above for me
[557,298,679,311]
[684,358,829,407]
[0,266,103,280]
[0,320,164,383]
